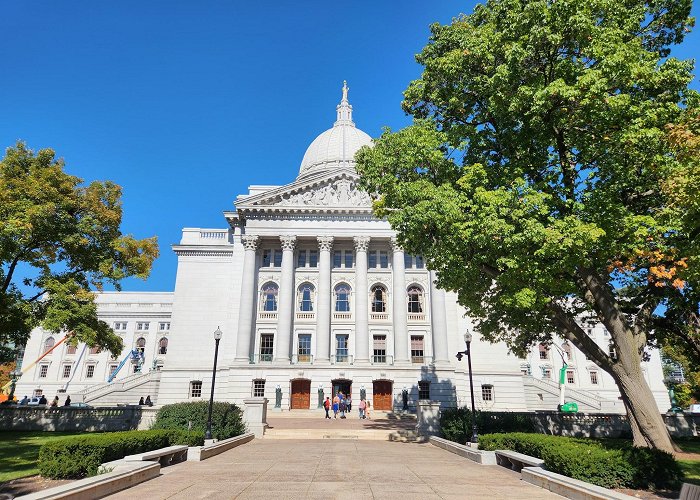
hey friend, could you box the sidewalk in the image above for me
[106,439,561,499]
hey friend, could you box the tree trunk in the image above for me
[610,365,675,454]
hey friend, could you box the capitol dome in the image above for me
[298,81,372,179]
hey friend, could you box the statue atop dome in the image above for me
[342,80,349,102]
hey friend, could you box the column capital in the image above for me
[241,235,260,251]
[353,236,370,252]
[390,237,403,253]
[317,236,334,252]
[280,235,297,251]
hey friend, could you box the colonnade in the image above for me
[234,234,451,365]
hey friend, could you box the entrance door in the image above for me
[331,379,352,399]
[290,379,311,409]
[373,380,393,410]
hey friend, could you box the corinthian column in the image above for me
[354,236,370,363]
[235,235,259,363]
[430,270,450,364]
[391,237,409,363]
[316,236,334,362]
[276,235,296,363]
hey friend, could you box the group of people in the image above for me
[17,394,71,406]
[323,392,371,419]
[138,396,153,406]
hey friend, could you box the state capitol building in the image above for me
[15,84,671,414]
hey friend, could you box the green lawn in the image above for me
[677,438,700,486]
[0,431,83,483]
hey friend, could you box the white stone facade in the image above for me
[15,84,670,414]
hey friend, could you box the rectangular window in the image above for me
[373,335,386,363]
[590,371,599,385]
[336,334,349,362]
[260,334,274,362]
[33,389,43,397]
[404,254,413,269]
[137,322,149,331]
[539,345,549,360]
[253,379,265,398]
[368,251,377,268]
[159,322,170,331]
[108,364,118,378]
[415,255,425,269]
[542,368,552,379]
[62,365,72,378]
[86,365,95,378]
[344,251,353,269]
[566,370,575,384]
[410,335,424,364]
[418,381,430,400]
[39,364,48,378]
[379,251,389,268]
[298,334,311,362]
[273,250,282,267]
[190,381,202,398]
[481,384,494,401]
[333,250,342,268]
[309,250,318,267]
[609,344,617,360]
[297,250,306,268]
[114,322,127,330]
[66,344,77,355]
[262,249,271,267]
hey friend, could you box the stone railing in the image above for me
[524,376,604,410]
[77,370,161,403]
[0,405,151,432]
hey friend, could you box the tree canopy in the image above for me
[0,142,159,362]
[356,0,697,453]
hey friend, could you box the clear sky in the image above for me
[2,1,698,293]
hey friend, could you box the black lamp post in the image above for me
[456,330,478,444]
[205,327,223,441]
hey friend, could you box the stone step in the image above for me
[263,428,426,442]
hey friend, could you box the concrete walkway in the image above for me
[106,439,561,499]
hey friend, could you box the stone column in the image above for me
[354,236,370,363]
[316,236,334,362]
[235,235,259,363]
[276,235,296,362]
[392,238,409,363]
[430,270,450,364]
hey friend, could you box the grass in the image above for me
[0,431,84,483]
[676,438,700,486]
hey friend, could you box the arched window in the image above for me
[297,283,315,312]
[159,337,168,355]
[371,285,387,313]
[539,343,550,360]
[44,337,55,353]
[334,283,351,312]
[260,282,279,311]
[561,342,572,362]
[135,337,146,355]
[407,286,424,313]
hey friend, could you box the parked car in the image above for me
[70,402,92,408]
[689,404,700,414]
[27,397,42,406]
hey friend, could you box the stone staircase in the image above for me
[522,376,624,413]
[75,371,161,406]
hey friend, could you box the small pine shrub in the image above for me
[152,401,245,440]
[38,429,204,479]
[478,433,682,490]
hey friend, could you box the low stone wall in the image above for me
[0,406,151,432]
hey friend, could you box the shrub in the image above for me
[38,429,205,479]
[479,433,682,490]
[440,408,535,443]
[152,401,245,440]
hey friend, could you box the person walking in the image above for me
[332,394,340,419]
[323,397,331,419]
[358,398,366,419]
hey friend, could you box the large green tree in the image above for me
[0,142,159,363]
[356,0,697,453]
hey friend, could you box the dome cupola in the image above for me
[298,81,372,179]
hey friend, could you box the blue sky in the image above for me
[1,1,698,293]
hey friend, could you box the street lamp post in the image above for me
[456,330,478,444]
[205,327,223,441]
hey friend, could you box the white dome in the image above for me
[298,81,372,178]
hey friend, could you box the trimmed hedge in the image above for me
[38,429,204,479]
[479,433,682,490]
[152,401,245,440]
[440,408,535,443]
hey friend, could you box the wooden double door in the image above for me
[290,379,311,409]
[373,380,393,410]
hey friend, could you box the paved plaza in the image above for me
[106,438,561,499]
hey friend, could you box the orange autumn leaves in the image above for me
[609,250,688,290]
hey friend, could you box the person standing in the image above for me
[358,398,366,419]
[365,400,371,419]
[332,394,340,419]
[346,395,352,414]
[63,395,71,406]
[339,393,346,419]
[323,397,331,419]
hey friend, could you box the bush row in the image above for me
[151,401,245,440]
[479,433,682,490]
[38,429,204,479]
[440,408,535,443]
